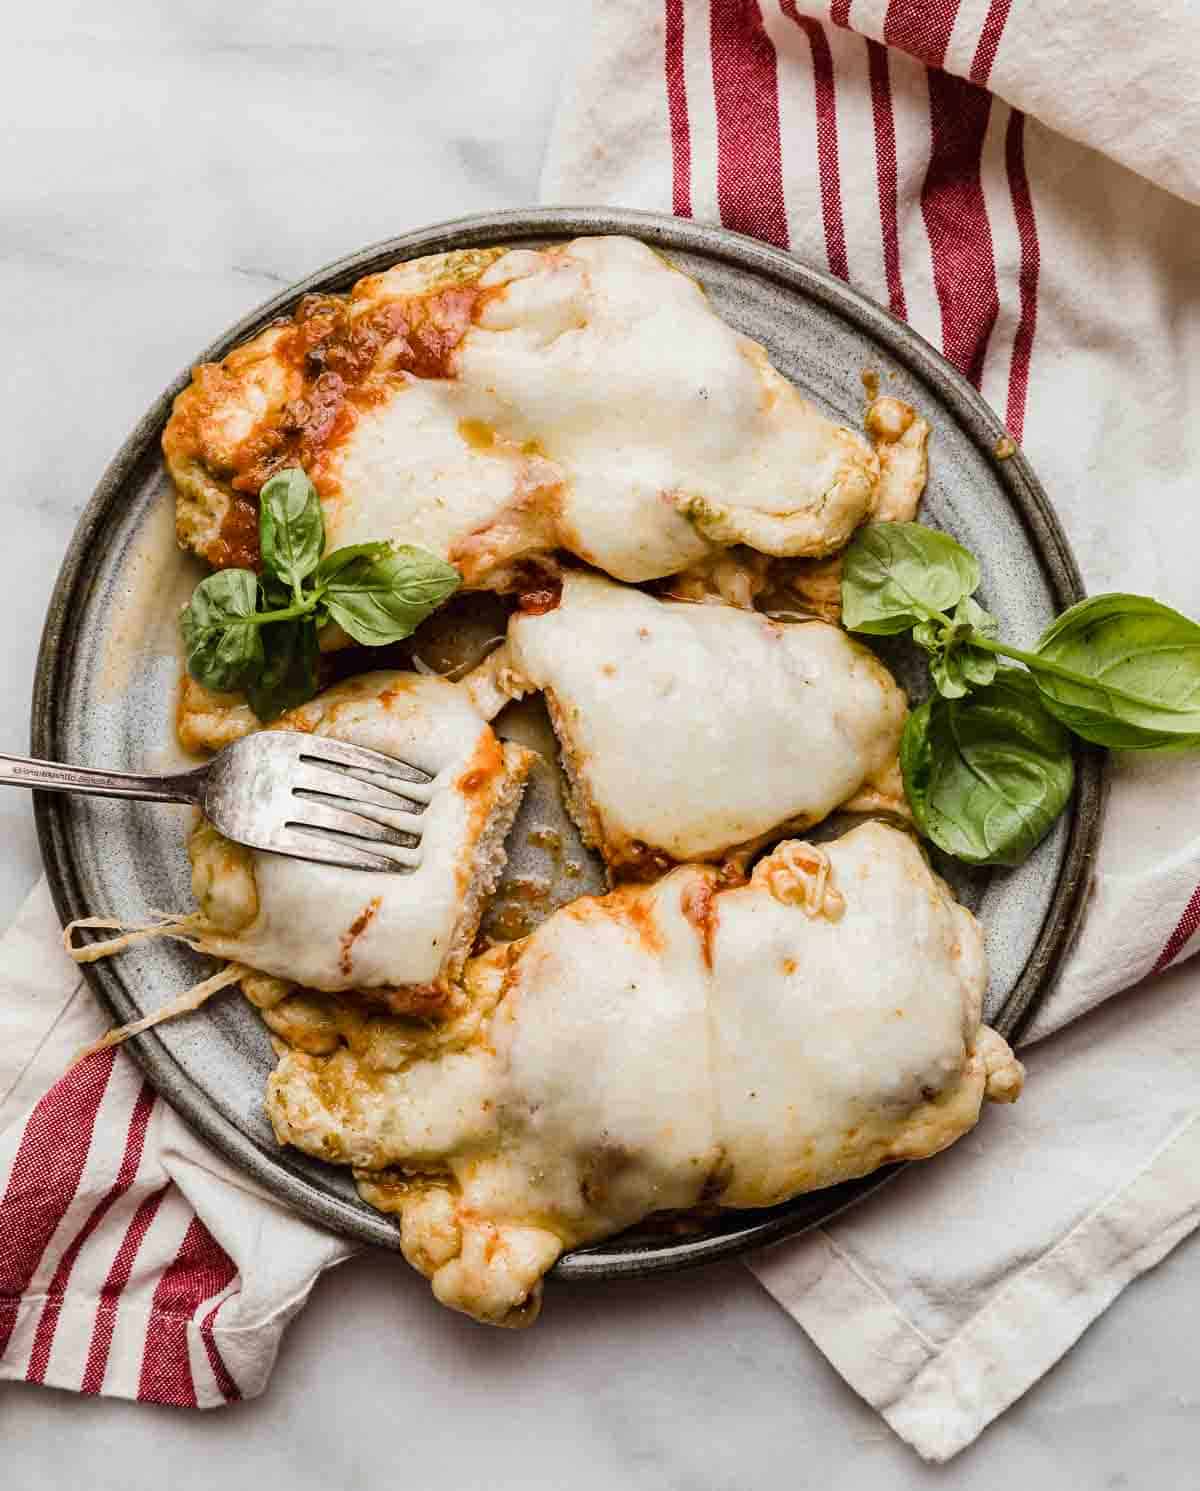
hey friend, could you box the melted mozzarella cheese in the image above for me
[168,236,881,587]
[711,826,988,1207]
[462,875,720,1236]
[325,376,561,571]
[266,823,1021,1326]
[270,872,718,1223]
[190,672,533,995]
[450,237,879,579]
[501,572,907,866]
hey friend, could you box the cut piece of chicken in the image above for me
[777,553,846,624]
[266,822,1022,1327]
[778,395,931,625]
[866,395,930,524]
[165,236,882,590]
[474,571,907,871]
[651,547,771,611]
[176,674,259,755]
[186,671,534,1004]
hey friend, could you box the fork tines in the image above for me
[287,739,436,872]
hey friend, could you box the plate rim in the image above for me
[31,206,1104,1282]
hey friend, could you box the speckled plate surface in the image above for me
[32,208,1102,1282]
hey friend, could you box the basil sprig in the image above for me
[181,468,461,721]
[900,670,1075,867]
[842,522,1200,866]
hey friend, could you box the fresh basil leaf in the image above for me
[914,597,995,654]
[1031,593,1200,750]
[259,573,293,612]
[321,546,462,647]
[842,523,981,635]
[315,541,394,587]
[954,594,996,639]
[180,569,264,692]
[926,596,998,699]
[957,646,998,690]
[930,646,997,699]
[246,618,319,722]
[900,668,1075,866]
[930,650,969,700]
[259,468,325,593]
[912,617,941,653]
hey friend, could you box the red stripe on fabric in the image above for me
[665,0,693,216]
[781,7,849,281]
[0,1048,116,1361]
[866,39,907,319]
[883,0,961,68]
[80,1183,170,1396]
[1004,109,1039,441]
[710,0,790,247]
[1151,883,1200,977]
[921,69,998,387]
[200,1294,242,1403]
[829,0,851,26]
[25,1080,157,1384]
[137,1214,238,1406]
[969,0,1012,85]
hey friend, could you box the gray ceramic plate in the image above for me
[32,208,1102,1282]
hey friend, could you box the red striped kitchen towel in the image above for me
[0,880,350,1406]
[543,0,1200,1460]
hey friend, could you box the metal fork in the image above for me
[0,734,436,872]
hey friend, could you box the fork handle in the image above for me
[0,752,207,806]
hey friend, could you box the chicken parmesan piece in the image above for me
[474,571,907,871]
[266,822,1022,1327]
[187,671,534,1004]
[709,826,996,1207]
[165,236,881,589]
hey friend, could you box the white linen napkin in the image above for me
[542,0,1200,1458]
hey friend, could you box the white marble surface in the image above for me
[2,1,1198,1481]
